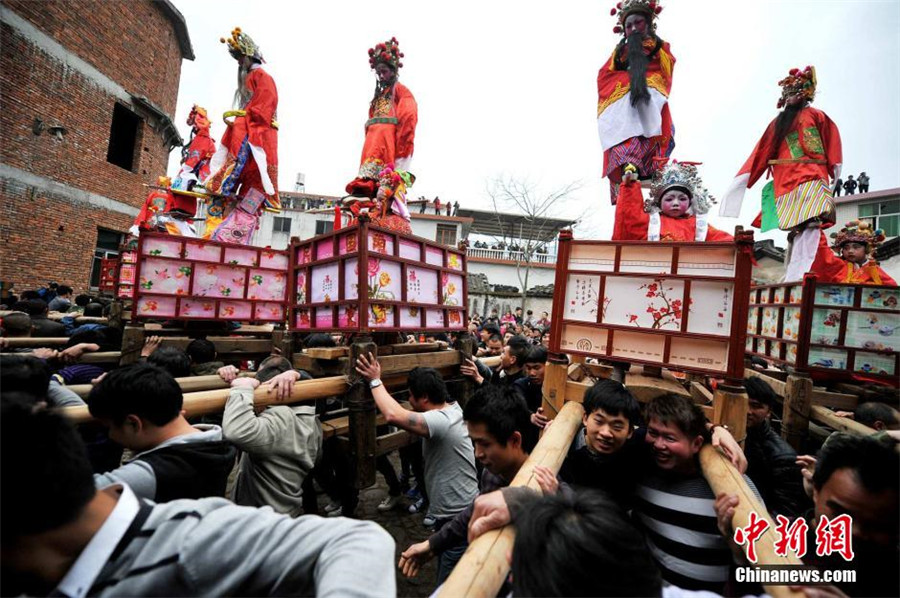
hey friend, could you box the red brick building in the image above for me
[0,0,193,292]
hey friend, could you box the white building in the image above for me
[834,187,900,281]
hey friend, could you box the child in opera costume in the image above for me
[809,220,896,285]
[612,160,733,242]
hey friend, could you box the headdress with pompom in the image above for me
[220,27,264,62]
[610,0,662,34]
[368,37,404,70]
[777,65,816,109]
[830,220,885,254]
[187,105,210,128]
[646,159,715,215]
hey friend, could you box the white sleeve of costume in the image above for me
[718,173,751,218]
[783,226,820,282]
[394,155,412,171]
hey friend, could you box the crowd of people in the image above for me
[2,284,898,596]
[833,172,872,197]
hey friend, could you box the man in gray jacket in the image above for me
[222,355,322,515]
[0,404,395,598]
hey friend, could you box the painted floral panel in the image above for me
[139,259,192,296]
[254,302,284,321]
[810,308,841,346]
[368,304,394,328]
[339,305,358,328]
[846,310,898,352]
[425,246,444,267]
[686,281,733,337]
[441,273,463,307]
[860,287,899,311]
[179,299,217,318]
[788,285,803,304]
[782,307,801,341]
[142,236,182,258]
[407,266,438,304]
[295,309,311,329]
[344,259,359,301]
[311,263,339,303]
[401,306,422,328]
[260,249,289,270]
[184,241,222,263]
[747,307,760,335]
[760,307,780,338]
[224,247,259,267]
[218,301,252,320]
[565,274,601,323]
[315,308,334,328]
[296,244,313,265]
[447,252,463,271]
[295,269,308,304]
[316,238,335,260]
[137,296,176,317]
[367,259,402,301]
[193,264,245,299]
[772,287,784,304]
[248,269,287,301]
[119,264,136,284]
[785,343,798,365]
[604,277,685,331]
[368,231,395,255]
[399,239,421,261]
[814,285,855,307]
[447,310,464,328]
[808,347,847,370]
[853,352,896,376]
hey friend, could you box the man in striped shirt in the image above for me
[633,394,761,593]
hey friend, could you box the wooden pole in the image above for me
[3,337,69,347]
[438,400,585,598]
[455,333,476,408]
[712,384,748,447]
[541,356,569,420]
[57,375,347,424]
[348,336,378,489]
[810,405,877,437]
[699,446,804,598]
[119,325,145,365]
[66,372,258,399]
[781,374,812,452]
[107,301,124,331]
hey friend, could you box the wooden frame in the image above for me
[548,230,755,382]
[747,274,899,383]
[288,215,468,333]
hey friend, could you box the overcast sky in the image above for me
[169,0,900,245]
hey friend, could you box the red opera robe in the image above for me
[347,82,417,196]
[720,107,842,230]
[612,181,732,242]
[182,128,216,181]
[206,65,280,212]
[597,37,675,202]
[809,231,896,285]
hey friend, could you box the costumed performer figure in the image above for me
[173,105,217,192]
[205,27,281,214]
[342,165,414,235]
[612,161,732,242]
[129,177,198,238]
[719,66,842,282]
[345,37,417,198]
[598,0,675,204]
[809,220,896,285]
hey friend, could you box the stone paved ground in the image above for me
[312,453,439,598]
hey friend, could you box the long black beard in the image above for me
[370,79,395,110]
[626,33,651,107]
[772,102,804,158]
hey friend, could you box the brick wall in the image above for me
[3,0,183,115]
[0,179,132,292]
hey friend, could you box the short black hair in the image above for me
[512,491,662,597]
[74,294,92,307]
[408,367,448,405]
[1,312,32,336]
[854,402,900,429]
[83,302,104,317]
[256,355,293,383]
[487,334,503,344]
[745,376,778,409]
[147,346,191,378]
[186,338,217,364]
[583,379,641,427]
[19,290,40,300]
[11,299,48,316]
[304,333,336,348]
[57,285,73,296]
[481,323,501,336]
[524,345,547,365]
[1,405,96,545]
[464,385,538,453]
[505,335,530,367]
[0,354,50,404]
[646,393,709,440]
[813,433,900,495]
[88,364,183,426]
[66,326,121,352]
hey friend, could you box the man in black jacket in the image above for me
[743,377,810,518]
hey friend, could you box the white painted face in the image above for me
[660,189,691,218]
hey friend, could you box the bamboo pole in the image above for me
[438,400,585,598]
[3,337,70,347]
[810,405,877,437]
[66,373,256,398]
[699,446,803,598]
[57,375,347,424]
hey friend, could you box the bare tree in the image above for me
[485,176,585,311]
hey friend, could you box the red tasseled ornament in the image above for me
[610,7,617,15]
[613,25,622,33]
[655,6,662,13]
[398,62,403,68]
[616,1,622,7]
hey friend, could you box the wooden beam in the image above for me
[747,368,858,410]
[541,359,569,419]
[377,350,462,375]
[623,371,691,403]
[810,405,878,437]
[782,375,813,452]
[438,401,585,598]
[746,369,786,396]
[712,385,748,447]
[348,337,377,489]
[143,323,275,334]
[306,346,349,359]
[690,381,714,405]
[3,337,69,347]
[67,372,258,398]
[57,375,347,424]
[699,446,804,598]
